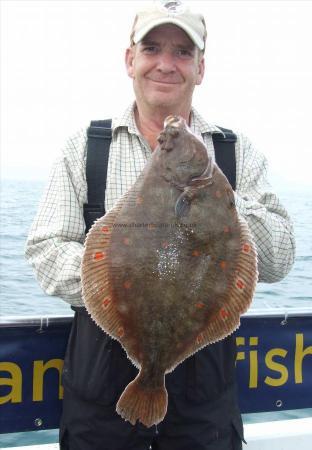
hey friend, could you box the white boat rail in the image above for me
[1,417,312,449]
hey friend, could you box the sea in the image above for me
[0,179,312,447]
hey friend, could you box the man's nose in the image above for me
[156,52,176,73]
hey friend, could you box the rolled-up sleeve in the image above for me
[234,133,295,283]
[25,129,88,306]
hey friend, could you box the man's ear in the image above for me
[125,47,135,79]
[196,55,205,85]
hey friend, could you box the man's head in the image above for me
[125,1,207,118]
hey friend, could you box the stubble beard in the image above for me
[134,79,194,118]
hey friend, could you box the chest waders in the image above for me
[60,120,245,450]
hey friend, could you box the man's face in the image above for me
[125,24,205,113]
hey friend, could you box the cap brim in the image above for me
[133,18,204,51]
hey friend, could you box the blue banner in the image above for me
[0,313,312,433]
[236,315,312,414]
[0,320,71,434]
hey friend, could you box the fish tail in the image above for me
[116,372,168,428]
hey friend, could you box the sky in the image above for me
[1,0,312,190]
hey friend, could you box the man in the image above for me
[26,1,295,449]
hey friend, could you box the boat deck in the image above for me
[2,418,312,450]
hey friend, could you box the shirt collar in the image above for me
[112,102,139,136]
[112,102,225,138]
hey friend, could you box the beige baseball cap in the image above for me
[130,1,207,52]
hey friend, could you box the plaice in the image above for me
[81,115,258,428]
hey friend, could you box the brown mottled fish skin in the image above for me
[81,116,258,428]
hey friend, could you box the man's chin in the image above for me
[147,93,180,110]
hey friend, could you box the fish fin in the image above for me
[81,193,127,340]
[175,177,213,219]
[116,371,168,428]
[195,216,258,348]
[175,192,192,218]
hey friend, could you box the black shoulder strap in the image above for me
[83,119,112,233]
[212,127,237,191]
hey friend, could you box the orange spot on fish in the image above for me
[236,279,245,290]
[136,196,143,205]
[220,307,229,321]
[196,333,204,345]
[220,261,227,270]
[124,280,132,289]
[117,327,125,338]
[192,250,200,257]
[123,237,131,246]
[101,226,110,234]
[102,297,111,309]
[223,226,230,233]
[242,243,251,254]
[195,302,205,309]
[148,223,156,230]
[94,251,105,261]
[215,190,222,199]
